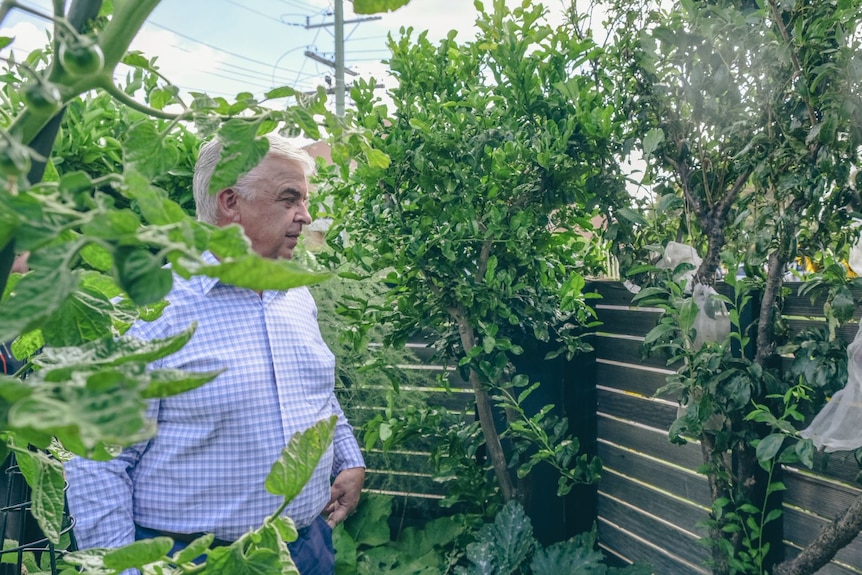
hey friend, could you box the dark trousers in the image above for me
[135,515,335,575]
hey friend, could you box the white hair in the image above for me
[193,133,316,224]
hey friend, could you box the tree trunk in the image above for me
[450,306,517,502]
[701,435,733,575]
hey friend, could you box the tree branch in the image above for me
[96,77,185,121]
[774,494,862,575]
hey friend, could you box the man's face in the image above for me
[220,155,312,260]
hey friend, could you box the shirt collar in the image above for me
[194,251,222,295]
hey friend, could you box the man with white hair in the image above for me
[66,133,365,575]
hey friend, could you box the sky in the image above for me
[0,0,575,105]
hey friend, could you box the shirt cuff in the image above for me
[332,434,365,476]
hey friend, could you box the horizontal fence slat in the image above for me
[783,466,862,521]
[595,361,676,400]
[363,450,431,472]
[364,470,445,497]
[594,308,662,339]
[347,388,474,413]
[597,388,679,430]
[780,283,862,320]
[590,281,640,307]
[598,471,709,537]
[598,415,703,471]
[598,494,710,570]
[803,453,862,487]
[598,441,711,507]
[598,519,709,575]
[340,405,475,425]
[785,318,858,345]
[593,334,680,370]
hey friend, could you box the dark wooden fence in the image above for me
[338,281,862,574]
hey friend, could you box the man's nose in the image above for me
[296,202,312,225]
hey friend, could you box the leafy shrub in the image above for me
[336,495,652,575]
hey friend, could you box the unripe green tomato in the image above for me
[59,41,104,77]
[21,81,62,113]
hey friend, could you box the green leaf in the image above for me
[265,416,337,502]
[124,121,180,180]
[103,537,173,570]
[195,254,329,291]
[643,322,675,345]
[14,449,66,543]
[208,120,270,194]
[9,371,152,454]
[530,532,606,575]
[392,515,464,556]
[205,543,283,575]
[40,285,114,346]
[79,243,113,272]
[365,148,391,169]
[464,500,536,574]
[332,525,358,575]
[353,0,411,14]
[344,493,392,547]
[291,108,321,140]
[756,433,785,463]
[31,324,197,378]
[265,86,298,99]
[141,368,221,399]
[172,534,215,564]
[58,171,93,195]
[642,128,665,158]
[269,515,299,543]
[795,439,815,469]
[124,169,187,225]
[617,207,649,226]
[114,247,173,306]
[0,258,80,342]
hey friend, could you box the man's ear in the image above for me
[216,188,241,224]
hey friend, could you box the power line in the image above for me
[146,21,286,71]
[279,0,325,13]
[223,0,286,25]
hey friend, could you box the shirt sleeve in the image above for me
[330,394,365,476]
[65,317,165,551]
[65,423,153,550]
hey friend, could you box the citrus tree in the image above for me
[320,0,624,505]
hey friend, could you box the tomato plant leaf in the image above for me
[103,537,174,570]
[124,121,180,180]
[208,119,270,194]
[14,448,66,543]
[195,254,329,291]
[266,416,336,501]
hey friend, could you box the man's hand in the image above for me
[324,467,365,528]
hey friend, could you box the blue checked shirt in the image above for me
[65,253,365,550]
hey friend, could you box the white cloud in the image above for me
[127,26,229,95]
[0,21,52,60]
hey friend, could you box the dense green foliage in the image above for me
[335,494,650,575]
[320,0,617,505]
[2,0,862,572]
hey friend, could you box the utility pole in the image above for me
[334,0,345,117]
[304,0,381,117]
